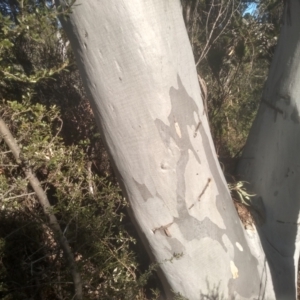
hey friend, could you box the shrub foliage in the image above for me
[0,1,157,299]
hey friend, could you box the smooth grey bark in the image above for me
[56,1,275,299]
[238,1,300,299]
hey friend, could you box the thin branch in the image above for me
[0,151,13,155]
[1,192,36,202]
[196,0,238,66]
[48,116,63,148]
[0,184,18,199]
[101,240,137,280]
[0,117,82,300]
[5,221,34,239]
[87,161,94,195]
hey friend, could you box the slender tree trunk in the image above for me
[238,1,300,299]
[56,0,275,298]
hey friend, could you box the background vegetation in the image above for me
[0,0,289,299]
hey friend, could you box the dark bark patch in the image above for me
[155,75,201,164]
[291,107,300,123]
[133,178,153,201]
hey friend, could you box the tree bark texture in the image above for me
[238,0,300,299]
[57,0,275,298]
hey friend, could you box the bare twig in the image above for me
[0,151,13,155]
[1,192,36,202]
[0,117,82,300]
[86,161,94,195]
[189,178,212,209]
[196,0,238,66]
[48,116,63,147]
[101,240,137,280]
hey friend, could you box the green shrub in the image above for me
[0,2,157,299]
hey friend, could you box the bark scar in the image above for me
[189,178,212,209]
[152,222,174,237]
[198,74,208,116]
[193,121,202,138]
[262,99,283,114]
[276,219,300,225]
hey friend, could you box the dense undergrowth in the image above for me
[0,2,160,299]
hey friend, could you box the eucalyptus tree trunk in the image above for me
[238,1,300,299]
[56,0,276,299]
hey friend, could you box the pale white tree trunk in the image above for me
[56,0,275,298]
[238,1,300,299]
